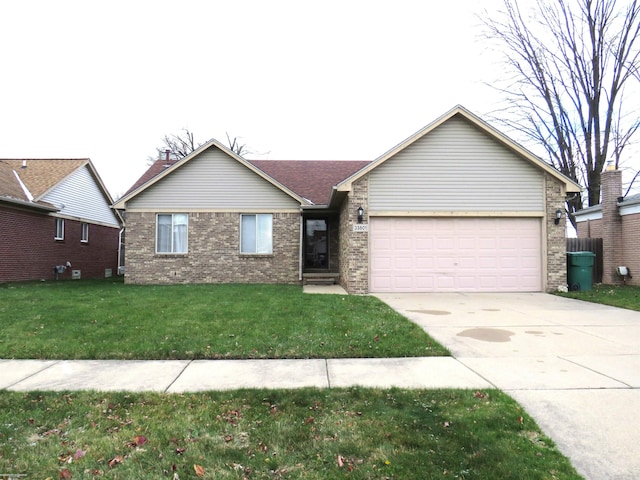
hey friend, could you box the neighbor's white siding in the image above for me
[128,146,299,210]
[42,165,120,227]
[368,115,544,212]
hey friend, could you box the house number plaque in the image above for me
[353,224,369,232]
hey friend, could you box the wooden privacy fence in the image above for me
[566,237,603,283]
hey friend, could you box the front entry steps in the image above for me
[303,273,340,285]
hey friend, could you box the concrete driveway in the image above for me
[375,292,640,480]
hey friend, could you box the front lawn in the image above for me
[556,283,640,311]
[0,280,448,360]
[0,388,582,479]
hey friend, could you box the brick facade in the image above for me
[620,213,640,286]
[545,173,569,291]
[576,218,603,238]
[601,170,624,284]
[125,211,300,285]
[0,205,120,283]
[338,176,369,294]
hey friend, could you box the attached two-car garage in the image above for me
[369,217,542,293]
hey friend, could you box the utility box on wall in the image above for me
[71,270,81,280]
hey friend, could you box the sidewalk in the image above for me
[0,357,492,392]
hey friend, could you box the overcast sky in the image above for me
[2,0,530,198]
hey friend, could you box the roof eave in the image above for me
[0,196,59,212]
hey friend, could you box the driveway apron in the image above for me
[375,292,640,480]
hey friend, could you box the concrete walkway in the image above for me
[0,357,491,392]
[376,292,640,480]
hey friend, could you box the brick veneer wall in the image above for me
[601,170,624,284]
[0,205,120,282]
[576,218,603,238]
[545,173,569,291]
[338,176,369,294]
[125,211,300,285]
[621,213,640,286]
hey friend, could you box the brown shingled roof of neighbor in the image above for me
[0,160,29,201]
[0,159,88,200]
[124,158,180,196]
[249,160,371,205]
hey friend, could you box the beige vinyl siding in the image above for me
[128,146,300,210]
[368,116,544,212]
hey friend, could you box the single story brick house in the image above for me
[574,166,640,286]
[0,159,122,282]
[114,106,581,293]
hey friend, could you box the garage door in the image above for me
[370,217,542,292]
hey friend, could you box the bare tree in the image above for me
[148,129,260,164]
[481,0,640,226]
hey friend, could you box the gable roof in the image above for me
[1,159,90,200]
[248,160,371,205]
[0,159,120,221]
[336,105,582,194]
[114,138,309,209]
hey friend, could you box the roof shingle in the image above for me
[248,160,371,205]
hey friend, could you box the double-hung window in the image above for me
[81,223,89,243]
[54,218,65,240]
[241,214,272,254]
[156,213,188,253]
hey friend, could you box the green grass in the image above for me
[0,280,448,360]
[0,388,582,479]
[556,283,640,311]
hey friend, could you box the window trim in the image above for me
[155,213,189,254]
[81,222,89,243]
[240,213,273,255]
[54,218,65,241]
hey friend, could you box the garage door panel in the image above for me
[370,217,541,292]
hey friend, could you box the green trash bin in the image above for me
[567,251,596,291]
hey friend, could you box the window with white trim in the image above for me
[81,223,89,243]
[54,218,64,240]
[156,214,188,253]
[241,214,272,254]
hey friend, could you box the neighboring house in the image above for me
[0,159,122,282]
[114,106,581,293]
[574,166,640,286]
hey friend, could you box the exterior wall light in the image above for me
[357,206,364,224]
[554,209,563,225]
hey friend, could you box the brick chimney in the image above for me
[601,162,623,284]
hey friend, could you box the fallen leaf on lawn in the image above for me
[304,416,315,424]
[175,447,186,455]
[337,455,345,468]
[224,435,233,442]
[73,449,86,460]
[518,416,524,424]
[133,435,148,446]
[194,464,205,477]
[59,468,72,479]
[444,421,451,428]
[374,335,380,342]
[108,455,124,468]
[473,391,486,399]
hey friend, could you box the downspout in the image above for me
[118,227,125,275]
